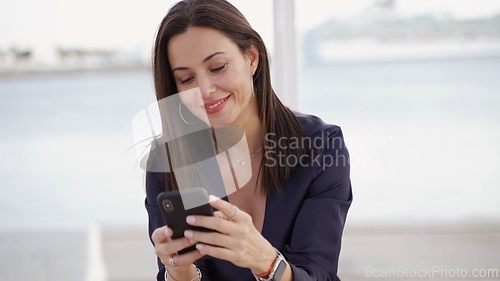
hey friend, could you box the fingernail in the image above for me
[164,228,172,237]
[184,230,193,238]
[186,216,195,224]
[196,243,203,251]
[208,195,219,203]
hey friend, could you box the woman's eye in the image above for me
[179,77,193,84]
[211,63,228,72]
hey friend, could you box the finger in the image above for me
[172,248,205,267]
[213,211,227,220]
[156,237,197,266]
[159,236,198,255]
[208,195,239,220]
[186,214,233,234]
[184,228,237,249]
[152,226,173,244]
[195,243,236,261]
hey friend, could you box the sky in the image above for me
[1,0,500,62]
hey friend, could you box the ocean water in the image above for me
[297,57,500,223]
[0,70,156,227]
[1,58,499,227]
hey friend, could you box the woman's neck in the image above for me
[234,100,263,154]
[243,118,263,154]
[211,106,262,155]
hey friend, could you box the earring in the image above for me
[179,102,199,125]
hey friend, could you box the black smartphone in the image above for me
[156,187,215,255]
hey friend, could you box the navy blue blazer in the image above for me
[145,113,353,281]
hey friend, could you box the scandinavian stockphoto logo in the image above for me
[132,88,252,209]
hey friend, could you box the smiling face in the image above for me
[168,26,259,129]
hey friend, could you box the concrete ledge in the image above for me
[2,221,498,281]
[0,224,107,281]
[100,224,158,281]
[339,221,500,281]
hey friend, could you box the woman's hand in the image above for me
[184,195,277,275]
[151,226,204,278]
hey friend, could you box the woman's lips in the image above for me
[203,96,230,114]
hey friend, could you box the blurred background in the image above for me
[1,0,499,280]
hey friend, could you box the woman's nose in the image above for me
[198,75,216,98]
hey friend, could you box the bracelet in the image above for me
[164,264,202,281]
[257,257,276,278]
[257,249,278,278]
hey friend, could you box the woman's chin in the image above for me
[207,116,234,128]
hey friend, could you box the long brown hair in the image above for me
[151,0,306,195]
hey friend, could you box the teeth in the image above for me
[205,98,226,109]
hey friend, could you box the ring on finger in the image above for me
[229,206,238,221]
[169,257,178,268]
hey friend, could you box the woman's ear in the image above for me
[245,45,259,74]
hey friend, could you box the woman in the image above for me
[145,0,352,280]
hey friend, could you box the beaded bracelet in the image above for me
[164,264,202,281]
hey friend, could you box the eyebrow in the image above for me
[172,51,226,73]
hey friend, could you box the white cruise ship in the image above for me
[302,0,500,63]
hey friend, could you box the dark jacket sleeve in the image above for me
[285,127,352,281]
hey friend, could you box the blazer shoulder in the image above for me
[294,111,342,138]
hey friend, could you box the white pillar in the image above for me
[273,0,297,110]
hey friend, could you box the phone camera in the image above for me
[162,199,174,212]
